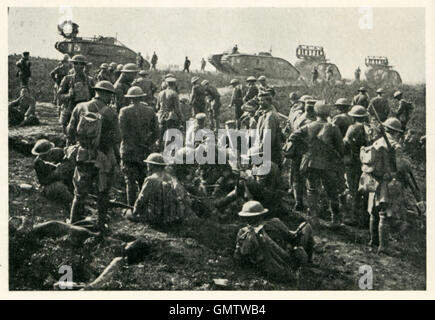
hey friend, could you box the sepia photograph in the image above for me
[7,4,427,292]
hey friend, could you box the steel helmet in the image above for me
[376,88,385,94]
[383,117,403,133]
[393,91,402,99]
[191,76,200,84]
[257,75,266,81]
[31,139,55,156]
[62,54,70,62]
[298,95,314,102]
[195,113,207,121]
[125,86,147,98]
[165,77,177,83]
[100,63,109,69]
[348,105,369,118]
[165,73,175,79]
[358,87,366,92]
[230,79,239,85]
[109,62,117,68]
[238,200,269,217]
[93,80,116,93]
[201,79,209,86]
[246,76,257,82]
[143,153,168,165]
[70,54,87,64]
[116,64,124,71]
[138,70,148,76]
[314,100,331,116]
[121,63,139,73]
[334,98,351,106]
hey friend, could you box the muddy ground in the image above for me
[9,84,426,290]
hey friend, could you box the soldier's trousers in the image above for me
[20,75,30,87]
[121,160,147,206]
[208,101,220,130]
[345,163,368,225]
[305,168,340,221]
[289,156,304,207]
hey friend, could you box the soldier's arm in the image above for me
[334,127,345,157]
[111,111,121,145]
[50,67,58,83]
[118,109,128,142]
[24,98,36,118]
[8,97,21,108]
[66,105,80,141]
[57,76,71,102]
[133,178,155,216]
[151,112,160,145]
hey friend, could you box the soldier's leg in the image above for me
[368,193,380,247]
[70,165,92,223]
[121,160,138,207]
[305,169,320,224]
[377,203,389,253]
[322,170,341,225]
[292,157,304,211]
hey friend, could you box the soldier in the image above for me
[50,54,70,106]
[257,75,275,97]
[202,79,221,130]
[332,98,353,138]
[108,62,118,83]
[200,58,206,72]
[368,88,390,122]
[95,63,111,82]
[355,66,361,81]
[156,77,182,148]
[343,105,370,226]
[84,62,94,79]
[190,76,206,115]
[16,51,31,87]
[114,64,123,81]
[136,52,144,70]
[393,91,414,130]
[32,139,74,205]
[132,70,158,105]
[232,44,238,54]
[352,87,370,108]
[287,93,306,130]
[311,66,319,85]
[119,86,159,206]
[186,113,209,148]
[8,87,39,126]
[289,101,344,227]
[114,63,139,113]
[293,97,317,130]
[326,65,334,81]
[254,91,283,166]
[361,118,404,254]
[183,56,191,73]
[151,51,158,70]
[229,78,244,129]
[57,54,93,137]
[66,80,120,231]
[243,76,259,104]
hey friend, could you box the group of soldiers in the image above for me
[13,49,421,280]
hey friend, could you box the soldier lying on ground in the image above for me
[8,87,39,126]
[234,200,314,280]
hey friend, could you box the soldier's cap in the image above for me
[225,120,236,126]
[230,78,240,85]
[139,70,148,76]
[393,91,402,98]
[31,139,55,156]
[201,79,209,86]
[298,95,314,103]
[93,81,116,94]
[164,73,175,79]
[358,86,366,92]
[348,105,369,118]
[195,113,207,121]
[238,200,269,217]
[257,75,266,81]
[125,86,147,98]
[246,76,257,82]
[100,63,109,69]
[258,90,271,98]
[376,88,385,94]
[383,117,403,133]
[109,62,117,68]
[314,100,331,116]
[166,77,177,83]
[121,63,139,73]
[70,54,87,64]
[289,92,299,100]
[334,98,351,106]
[62,54,70,62]
[116,64,124,70]
[191,76,200,84]
[143,153,168,166]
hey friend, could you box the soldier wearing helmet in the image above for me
[95,63,111,82]
[257,75,275,97]
[57,54,94,137]
[289,101,345,227]
[107,62,118,83]
[243,76,259,104]
[229,78,244,129]
[332,98,353,137]
[393,90,414,130]
[190,76,206,115]
[201,79,221,130]
[352,87,370,108]
[119,86,159,206]
[113,64,123,82]
[114,63,139,113]
[66,80,120,231]
[363,117,404,254]
[131,70,157,105]
[368,88,390,122]
[50,54,71,106]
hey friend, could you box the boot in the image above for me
[97,192,110,233]
[70,195,85,224]
[369,214,379,248]
[329,201,342,228]
[125,180,137,207]
[377,214,388,254]
[293,181,304,212]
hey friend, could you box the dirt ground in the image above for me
[9,89,426,290]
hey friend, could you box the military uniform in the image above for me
[119,102,159,205]
[50,63,70,105]
[8,94,38,126]
[332,113,353,138]
[230,85,244,124]
[368,96,390,122]
[16,56,31,86]
[96,69,111,82]
[396,99,413,130]
[204,85,221,130]
[255,104,283,165]
[114,78,132,113]
[190,83,206,115]
[352,93,370,108]
[156,86,181,147]
[131,77,157,104]
[243,84,259,104]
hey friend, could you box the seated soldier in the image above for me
[234,200,314,279]
[31,139,74,205]
[8,87,39,126]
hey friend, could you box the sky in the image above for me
[8,7,425,83]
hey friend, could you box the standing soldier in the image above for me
[114,63,139,113]
[114,64,123,82]
[257,75,275,96]
[95,63,111,82]
[119,86,159,206]
[368,88,390,122]
[311,66,319,85]
[332,98,353,138]
[50,54,70,106]
[254,91,283,166]
[354,67,361,81]
[66,81,120,231]
[360,118,404,254]
[131,70,158,105]
[393,91,414,130]
[200,58,206,72]
[108,62,118,83]
[325,65,334,81]
[183,57,191,73]
[136,52,145,70]
[289,101,344,227]
[352,87,370,108]
[229,78,244,129]
[343,105,370,226]
[202,79,221,130]
[151,52,158,70]
[243,76,259,104]
[57,54,93,138]
[16,51,32,87]
[156,77,182,148]
[190,76,206,115]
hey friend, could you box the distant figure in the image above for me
[16,51,32,87]
[326,65,334,81]
[136,52,145,70]
[354,66,361,81]
[393,90,414,130]
[232,44,239,54]
[183,57,191,73]
[200,58,206,72]
[50,54,71,106]
[151,52,158,70]
[352,87,370,108]
[311,66,319,84]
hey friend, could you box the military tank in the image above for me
[363,56,402,88]
[54,21,149,69]
[294,45,341,83]
[208,49,300,80]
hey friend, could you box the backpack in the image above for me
[76,103,108,148]
[360,144,380,174]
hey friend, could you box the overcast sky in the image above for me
[8,7,425,83]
